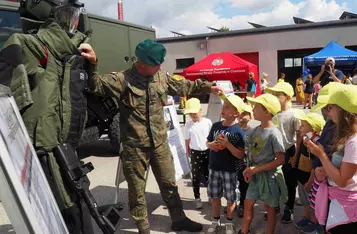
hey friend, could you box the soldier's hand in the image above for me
[79,43,97,64]
[211,86,224,95]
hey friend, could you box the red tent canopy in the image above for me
[183,52,260,95]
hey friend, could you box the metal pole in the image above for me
[205,36,209,56]
[114,157,122,204]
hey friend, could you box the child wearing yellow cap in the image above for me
[235,104,253,218]
[238,104,253,132]
[224,104,254,217]
[265,82,301,223]
[305,85,357,233]
[206,95,246,233]
[293,112,325,233]
[184,98,212,210]
[240,94,287,234]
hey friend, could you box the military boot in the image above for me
[171,217,203,232]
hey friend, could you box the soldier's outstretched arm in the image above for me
[164,73,222,97]
[89,65,126,98]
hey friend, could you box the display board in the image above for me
[206,80,234,123]
[164,104,191,181]
[0,86,69,234]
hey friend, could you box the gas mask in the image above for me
[53,3,82,33]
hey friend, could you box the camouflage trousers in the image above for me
[121,141,186,232]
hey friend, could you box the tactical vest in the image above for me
[0,20,89,150]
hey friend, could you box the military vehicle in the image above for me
[0,0,156,151]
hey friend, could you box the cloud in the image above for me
[227,0,287,12]
[301,0,349,21]
[81,0,349,38]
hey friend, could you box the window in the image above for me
[284,58,293,68]
[294,58,302,67]
[0,10,22,48]
[284,58,302,67]
[176,58,195,69]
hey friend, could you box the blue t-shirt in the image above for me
[313,120,336,169]
[207,121,245,172]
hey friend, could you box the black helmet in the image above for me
[19,0,84,33]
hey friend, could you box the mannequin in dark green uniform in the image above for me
[0,1,96,233]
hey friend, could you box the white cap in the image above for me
[325,57,335,64]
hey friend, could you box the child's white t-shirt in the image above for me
[184,117,212,151]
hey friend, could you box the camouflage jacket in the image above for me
[90,66,212,147]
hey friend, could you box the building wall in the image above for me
[161,24,357,85]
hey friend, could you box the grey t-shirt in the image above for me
[245,126,285,175]
[273,109,300,150]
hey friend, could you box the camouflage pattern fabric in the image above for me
[121,142,185,231]
[90,66,212,231]
[90,67,212,148]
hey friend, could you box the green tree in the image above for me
[219,26,230,32]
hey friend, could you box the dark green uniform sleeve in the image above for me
[0,34,35,112]
[165,73,213,97]
[89,63,126,98]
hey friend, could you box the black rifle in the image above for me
[53,143,121,234]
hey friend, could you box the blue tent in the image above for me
[304,41,357,66]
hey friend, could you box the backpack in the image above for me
[251,81,256,94]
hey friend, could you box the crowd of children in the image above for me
[183,80,357,234]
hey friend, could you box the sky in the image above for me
[81,0,357,38]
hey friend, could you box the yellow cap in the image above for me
[294,112,326,132]
[265,82,294,98]
[247,94,281,115]
[184,98,201,114]
[311,85,357,114]
[310,82,344,112]
[220,93,245,113]
[242,104,253,115]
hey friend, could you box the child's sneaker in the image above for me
[225,222,235,234]
[207,219,220,233]
[295,217,311,229]
[237,206,244,218]
[301,223,323,234]
[281,206,294,223]
[195,198,203,209]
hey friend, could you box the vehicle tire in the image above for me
[78,126,100,146]
[109,113,121,153]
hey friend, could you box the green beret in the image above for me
[135,39,166,65]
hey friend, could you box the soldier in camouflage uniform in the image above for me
[79,39,222,233]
